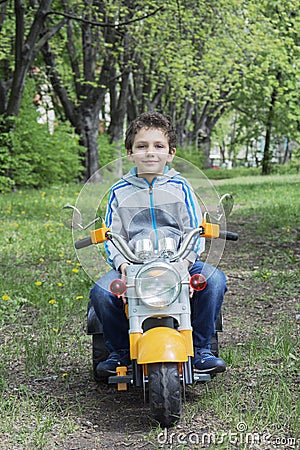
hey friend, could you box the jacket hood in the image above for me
[122,166,180,188]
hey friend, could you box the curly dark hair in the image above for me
[125,111,177,153]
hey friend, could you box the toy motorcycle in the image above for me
[66,194,238,427]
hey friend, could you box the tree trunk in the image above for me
[282,137,291,164]
[6,0,53,118]
[262,127,272,175]
[42,36,107,180]
[81,114,101,180]
[199,134,212,168]
[195,101,228,169]
[262,72,281,175]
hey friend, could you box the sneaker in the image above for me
[95,350,130,379]
[194,349,226,374]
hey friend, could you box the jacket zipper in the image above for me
[148,180,159,249]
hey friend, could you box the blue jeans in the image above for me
[90,261,227,353]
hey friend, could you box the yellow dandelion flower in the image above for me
[76,295,84,300]
[35,281,43,286]
[52,327,58,333]
[62,373,69,379]
[48,299,57,304]
[72,268,79,273]
[76,262,82,267]
[59,253,64,258]
[39,257,44,262]
[2,295,10,301]
[57,282,63,287]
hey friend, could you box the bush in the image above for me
[98,133,117,168]
[175,146,205,168]
[0,82,84,192]
[203,167,262,179]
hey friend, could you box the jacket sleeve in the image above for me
[180,180,205,265]
[104,188,129,271]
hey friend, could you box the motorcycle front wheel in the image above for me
[148,362,182,427]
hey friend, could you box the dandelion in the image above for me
[262,272,272,279]
[35,281,43,286]
[39,257,45,262]
[2,295,10,301]
[57,282,63,287]
[76,295,84,300]
[62,373,69,379]
[48,299,57,304]
[72,268,79,273]
[76,262,82,267]
[59,253,64,258]
[52,327,58,333]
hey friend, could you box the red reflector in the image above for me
[190,274,207,291]
[110,279,126,296]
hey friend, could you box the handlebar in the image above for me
[74,225,238,262]
[75,237,93,249]
[218,230,239,241]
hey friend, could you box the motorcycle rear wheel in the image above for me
[92,334,109,381]
[148,362,182,427]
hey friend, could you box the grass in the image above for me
[1,174,299,449]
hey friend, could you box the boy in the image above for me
[90,111,227,378]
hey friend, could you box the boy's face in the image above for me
[128,127,175,183]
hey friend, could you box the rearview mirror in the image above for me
[62,204,102,230]
[216,194,234,222]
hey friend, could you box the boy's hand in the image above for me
[119,263,129,304]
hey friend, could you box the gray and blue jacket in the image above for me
[105,166,205,270]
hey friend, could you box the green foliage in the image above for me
[175,145,205,168]
[98,133,117,168]
[0,81,84,191]
[1,0,299,185]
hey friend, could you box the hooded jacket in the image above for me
[105,166,205,270]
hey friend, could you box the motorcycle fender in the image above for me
[137,327,189,364]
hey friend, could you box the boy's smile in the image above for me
[128,128,175,183]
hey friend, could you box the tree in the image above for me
[39,1,165,178]
[2,0,299,185]
[229,0,300,174]
[0,0,63,119]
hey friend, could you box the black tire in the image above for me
[148,362,182,427]
[92,334,109,380]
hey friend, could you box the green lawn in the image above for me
[0,174,299,449]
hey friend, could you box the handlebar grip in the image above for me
[219,230,239,241]
[75,237,93,249]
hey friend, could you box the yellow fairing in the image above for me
[136,327,189,364]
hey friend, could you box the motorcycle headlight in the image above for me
[135,262,181,308]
